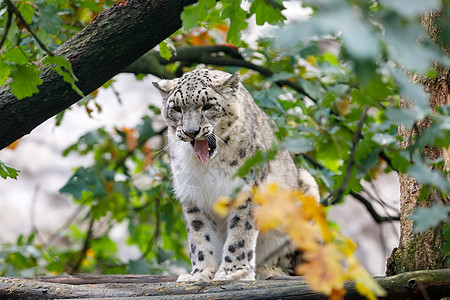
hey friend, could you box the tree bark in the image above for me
[0,0,197,150]
[1,271,449,299]
[389,11,450,274]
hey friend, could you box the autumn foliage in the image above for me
[216,183,387,300]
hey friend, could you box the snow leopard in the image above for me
[153,69,319,281]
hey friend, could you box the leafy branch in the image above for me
[300,153,400,224]
[327,106,370,205]
[3,0,54,57]
[0,4,13,50]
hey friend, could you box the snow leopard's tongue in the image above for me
[194,140,209,163]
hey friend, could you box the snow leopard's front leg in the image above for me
[214,198,258,281]
[177,203,220,282]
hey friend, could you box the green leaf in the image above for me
[159,41,173,60]
[385,106,430,129]
[250,0,286,26]
[235,147,278,178]
[276,8,379,60]
[36,4,61,35]
[379,0,440,19]
[18,2,35,24]
[266,71,296,82]
[390,68,428,110]
[4,46,29,65]
[43,55,84,97]
[181,0,216,31]
[384,20,440,72]
[59,166,112,199]
[251,87,284,110]
[9,64,43,99]
[137,116,155,144]
[221,0,248,45]
[409,204,450,234]
[372,133,397,146]
[407,162,450,194]
[0,161,20,180]
[0,56,11,86]
[282,136,314,154]
[128,259,155,274]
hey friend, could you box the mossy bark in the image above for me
[389,11,450,275]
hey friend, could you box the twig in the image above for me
[47,206,86,246]
[4,0,54,56]
[0,5,13,50]
[140,196,161,259]
[327,106,369,205]
[349,191,400,223]
[109,82,122,104]
[70,216,95,273]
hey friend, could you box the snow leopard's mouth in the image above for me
[190,136,217,163]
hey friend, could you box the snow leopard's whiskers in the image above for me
[212,133,233,155]
[154,138,176,160]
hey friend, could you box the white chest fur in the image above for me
[170,140,243,213]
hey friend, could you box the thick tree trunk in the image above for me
[0,0,197,150]
[1,271,449,299]
[389,12,450,274]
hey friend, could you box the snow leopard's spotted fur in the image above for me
[153,69,319,281]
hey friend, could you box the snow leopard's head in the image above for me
[153,69,240,163]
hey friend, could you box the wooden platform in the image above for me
[0,270,449,299]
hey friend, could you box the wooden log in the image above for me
[0,269,449,299]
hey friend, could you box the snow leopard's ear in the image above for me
[152,79,178,97]
[217,73,240,96]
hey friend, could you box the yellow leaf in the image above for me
[329,288,346,300]
[253,183,299,232]
[341,237,357,257]
[122,127,138,151]
[348,260,387,300]
[214,196,232,218]
[296,244,346,296]
[306,55,318,65]
[253,199,286,231]
[285,216,321,250]
[234,183,383,300]
[336,96,351,116]
[6,140,20,150]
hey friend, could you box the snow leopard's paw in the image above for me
[213,265,256,281]
[177,267,216,282]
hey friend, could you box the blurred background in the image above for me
[0,72,400,276]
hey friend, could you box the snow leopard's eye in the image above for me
[172,106,182,113]
[202,103,214,111]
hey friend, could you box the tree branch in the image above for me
[123,46,316,101]
[0,0,198,150]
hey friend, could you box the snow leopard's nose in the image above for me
[183,128,200,139]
